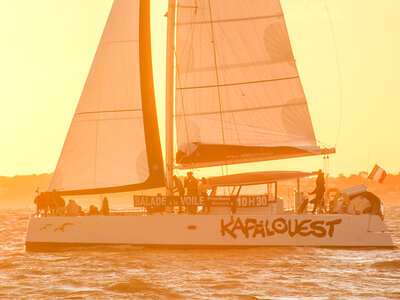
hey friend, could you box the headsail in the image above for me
[49,0,164,195]
[175,0,329,168]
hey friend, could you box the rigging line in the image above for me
[207,0,227,156]
[325,0,343,148]
[175,3,198,154]
[175,53,192,155]
[93,41,110,187]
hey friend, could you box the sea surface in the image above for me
[0,205,399,299]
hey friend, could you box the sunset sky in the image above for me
[0,0,399,178]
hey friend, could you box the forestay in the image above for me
[175,0,323,168]
[50,0,164,195]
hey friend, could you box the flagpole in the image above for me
[165,0,176,197]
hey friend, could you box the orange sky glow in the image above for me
[0,0,399,178]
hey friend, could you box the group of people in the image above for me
[171,172,211,214]
[34,190,67,216]
[88,197,109,216]
[173,172,211,197]
[34,191,109,217]
[146,172,210,215]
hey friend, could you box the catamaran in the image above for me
[26,0,393,250]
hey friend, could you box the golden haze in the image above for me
[0,0,399,177]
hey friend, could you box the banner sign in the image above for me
[133,195,269,208]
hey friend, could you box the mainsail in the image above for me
[175,0,328,168]
[49,0,164,195]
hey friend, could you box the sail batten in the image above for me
[175,100,307,117]
[175,0,319,168]
[50,0,164,195]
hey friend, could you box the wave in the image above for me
[371,260,400,269]
[0,262,16,269]
[106,277,183,298]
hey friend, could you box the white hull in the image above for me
[26,214,393,250]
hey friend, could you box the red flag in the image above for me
[368,164,387,183]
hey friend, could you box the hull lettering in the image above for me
[221,217,342,239]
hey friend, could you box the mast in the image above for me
[165,0,176,196]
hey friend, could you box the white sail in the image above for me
[50,0,164,195]
[175,0,323,168]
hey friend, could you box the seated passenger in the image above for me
[89,205,100,215]
[199,177,211,213]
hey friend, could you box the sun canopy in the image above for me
[208,171,317,187]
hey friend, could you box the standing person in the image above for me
[53,189,65,216]
[184,172,198,196]
[184,172,198,214]
[309,170,325,214]
[34,192,48,216]
[101,197,109,215]
[173,175,185,214]
[47,191,58,216]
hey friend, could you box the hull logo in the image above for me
[221,217,342,239]
[40,224,53,231]
[54,223,75,232]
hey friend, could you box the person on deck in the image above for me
[199,177,211,213]
[184,172,198,196]
[53,190,65,216]
[66,199,80,216]
[184,172,198,214]
[46,192,58,216]
[309,170,325,214]
[89,205,100,215]
[101,197,109,216]
[173,175,185,213]
[34,192,49,216]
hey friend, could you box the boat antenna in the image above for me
[324,0,343,148]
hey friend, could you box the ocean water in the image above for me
[0,205,399,299]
